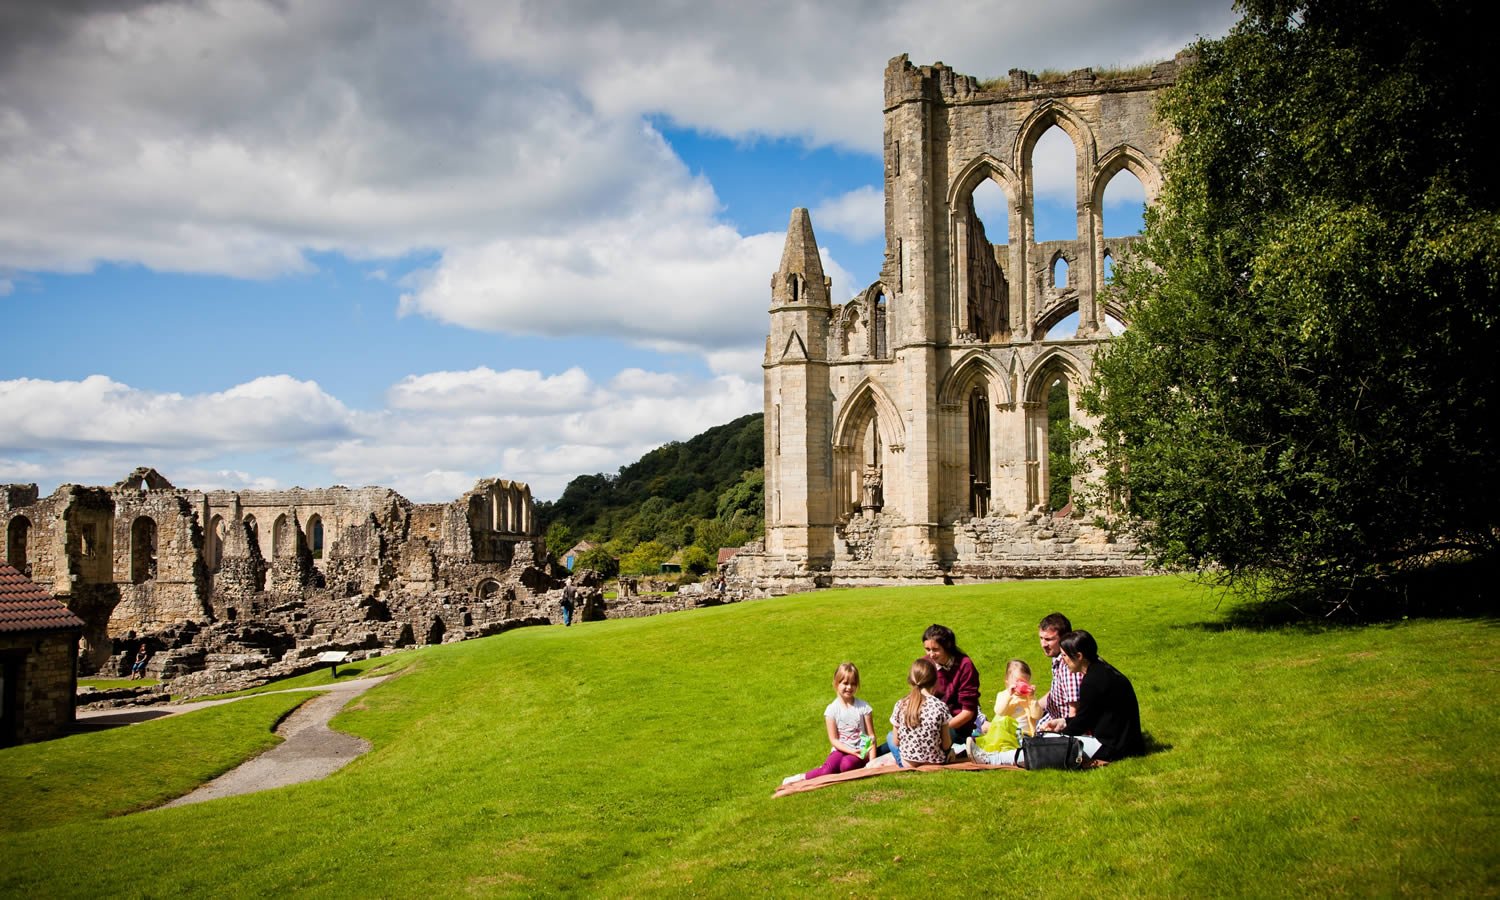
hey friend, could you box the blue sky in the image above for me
[1,0,1236,502]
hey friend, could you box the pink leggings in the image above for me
[805,749,866,780]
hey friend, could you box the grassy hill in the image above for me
[535,413,763,572]
[3,577,1495,895]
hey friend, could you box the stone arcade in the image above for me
[2,468,563,693]
[731,54,1185,592]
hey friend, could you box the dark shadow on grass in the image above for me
[1140,730,1171,756]
[1178,556,1498,632]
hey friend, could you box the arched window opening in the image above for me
[1030,126,1078,243]
[307,514,324,559]
[478,579,500,600]
[272,514,291,559]
[968,387,991,518]
[1053,256,1069,289]
[1102,169,1146,238]
[859,417,884,517]
[130,516,157,584]
[1105,313,1128,335]
[1047,377,1074,512]
[243,515,259,556]
[789,274,800,303]
[963,179,1009,342]
[1102,251,1114,283]
[207,514,225,571]
[1042,311,1080,342]
[6,516,30,571]
[873,293,888,358]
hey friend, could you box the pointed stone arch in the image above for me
[832,378,907,450]
[948,154,1019,342]
[938,349,1016,409]
[1015,100,1099,180]
[1092,144,1162,205]
[938,350,1016,520]
[832,379,907,522]
[1023,347,1088,510]
[946,153,1022,210]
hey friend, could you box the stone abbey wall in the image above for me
[1,468,564,684]
[733,54,1186,591]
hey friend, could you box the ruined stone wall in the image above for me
[109,489,211,634]
[4,469,559,682]
[742,52,1176,592]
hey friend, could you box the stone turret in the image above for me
[762,209,835,569]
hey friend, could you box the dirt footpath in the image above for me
[77,676,389,808]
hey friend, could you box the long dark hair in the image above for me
[1060,629,1099,662]
[922,623,966,661]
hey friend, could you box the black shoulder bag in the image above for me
[1018,733,1086,770]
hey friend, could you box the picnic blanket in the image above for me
[772,760,1022,797]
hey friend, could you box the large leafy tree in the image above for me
[1086,0,1499,610]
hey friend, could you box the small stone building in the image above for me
[1,561,84,746]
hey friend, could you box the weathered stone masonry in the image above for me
[2,468,565,690]
[732,54,1186,592]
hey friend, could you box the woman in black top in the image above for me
[1038,630,1144,761]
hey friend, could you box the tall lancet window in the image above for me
[968,387,990,518]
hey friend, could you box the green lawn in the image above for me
[3,576,1495,896]
[78,677,160,689]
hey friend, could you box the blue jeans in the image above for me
[561,605,573,626]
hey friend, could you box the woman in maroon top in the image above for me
[922,624,981,743]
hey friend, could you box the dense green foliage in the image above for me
[3,579,1494,895]
[537,413,764,570]
[1086,0,1499,610]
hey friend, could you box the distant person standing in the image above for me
[1037,612,1081,726]
[560,580,577,627]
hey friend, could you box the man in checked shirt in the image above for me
[1037,612,1082,726]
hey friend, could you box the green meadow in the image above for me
[2,577,1494,896]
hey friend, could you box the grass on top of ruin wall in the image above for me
[180,650,423,702]
[78,677,160,689]
[2,577,1496,896]
[978,62,1158,91]
[0,692,309,832]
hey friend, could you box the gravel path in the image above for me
[79,676,389,808]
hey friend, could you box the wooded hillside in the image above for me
[535,413,764,575]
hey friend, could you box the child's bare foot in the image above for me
[781,773,805,786]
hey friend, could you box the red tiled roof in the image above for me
[717,547,741,565]
[0,563,85,633]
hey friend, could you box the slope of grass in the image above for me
[0,692,309,831]
[3,576,1495,896]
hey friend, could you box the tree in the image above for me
[619,541,671,576]
[679,545,714,575]
[576,546,619,579]
[544,521,573,559]
[1085,0,1499,612]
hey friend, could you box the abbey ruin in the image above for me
[1,468,564,693]
[731,54,1185,591]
